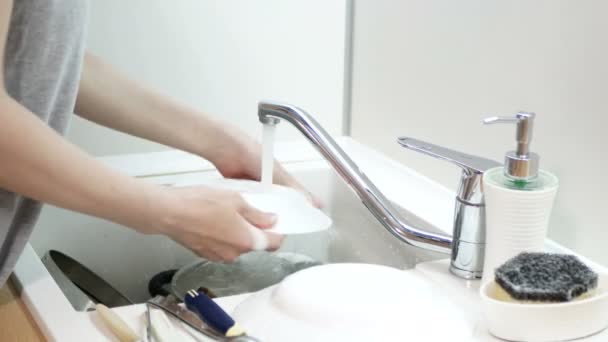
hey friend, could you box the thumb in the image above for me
[239,203,277,229]
[246,226,284,251]
[264,231,283,251]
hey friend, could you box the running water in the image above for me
[261,123,276,186]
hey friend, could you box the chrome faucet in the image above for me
[258,101,500,279]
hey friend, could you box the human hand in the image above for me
[154,185,284,262]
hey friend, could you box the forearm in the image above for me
[73,54,310,200]
[75,53,236,163]
[0,94,167,234]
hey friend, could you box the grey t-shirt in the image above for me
[0,0,89,285]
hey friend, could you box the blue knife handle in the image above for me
[184,289,236,336]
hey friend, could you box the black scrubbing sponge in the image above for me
[495,252,598,302]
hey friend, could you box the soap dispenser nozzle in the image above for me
[483,112,539,181]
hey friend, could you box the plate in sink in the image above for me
[173,178,332,235]
[232,263,473,341]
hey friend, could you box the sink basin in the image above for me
[30,161,445,304]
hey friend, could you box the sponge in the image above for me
[494,252,598,302]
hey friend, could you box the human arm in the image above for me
[74,53,318,205]
[0,4,281,261]
[0,93,280,260]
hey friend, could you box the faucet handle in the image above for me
[398,137,500,205]
[397,137,500,175]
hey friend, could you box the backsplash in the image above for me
[68,0,347,156]
[350,0,608,265]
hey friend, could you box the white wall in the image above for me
[351,1,608,264]
[69,0,347,155]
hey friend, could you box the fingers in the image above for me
[168,186,285,264]
[238,202,277,229]
[194,230,282,262]
[196,225,282,263]
[273,164,323,208]
[236,196,285,251]
[246,225,284,251]
[272,164,304,190]
[247,225,269,250]
[302,190,323,209]
[264,231,283,251]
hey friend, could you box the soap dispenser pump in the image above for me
[480,111,559,283]
[483,112,541,189]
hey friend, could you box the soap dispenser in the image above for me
[480,112,559,284]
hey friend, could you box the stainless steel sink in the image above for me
[30,164,445,305]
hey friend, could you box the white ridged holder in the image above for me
[481,167,559,285]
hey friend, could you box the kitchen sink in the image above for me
[15,137,605,341]
[30,161,445,305]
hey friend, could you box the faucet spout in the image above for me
[258,101,452,254]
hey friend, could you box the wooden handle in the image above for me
[96,304,140,342]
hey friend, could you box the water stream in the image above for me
[261,123,276,186]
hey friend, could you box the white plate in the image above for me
[480,273,608,341]
[174,178,332,235]
[232,263,473,342]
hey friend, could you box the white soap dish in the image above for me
[480,273,608,341]
[174,178,332,235]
